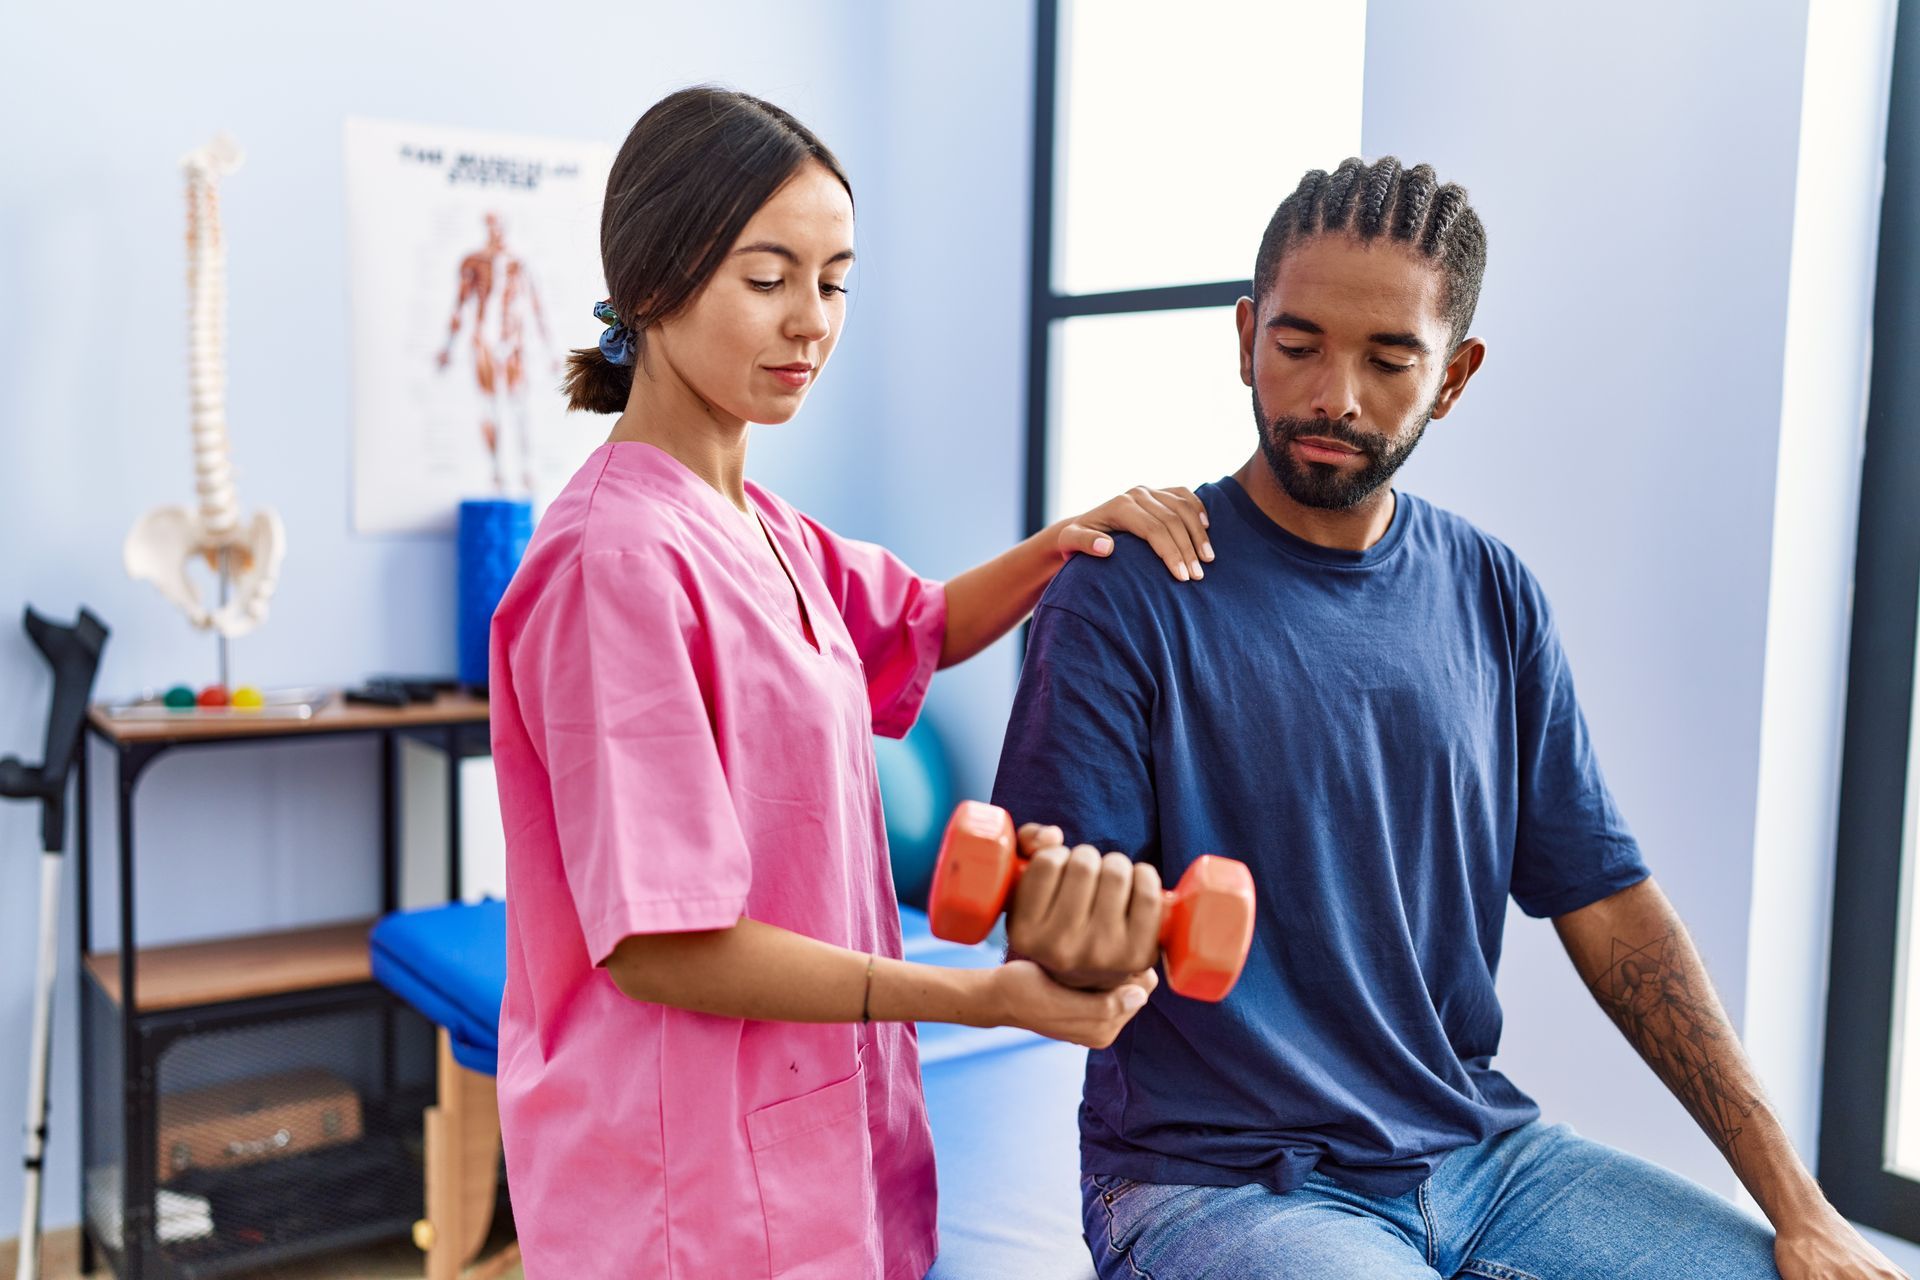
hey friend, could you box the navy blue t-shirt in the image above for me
[990,477,1648,1196]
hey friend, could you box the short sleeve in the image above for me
[793,512,948,739]
[512,550,752,963]
[990,595,1158,860]
[1509,577,1650,918]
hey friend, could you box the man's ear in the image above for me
[1235,296,1257,387]
[1430,337,1487,420]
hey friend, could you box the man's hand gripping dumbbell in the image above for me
[928,801,1256,1001]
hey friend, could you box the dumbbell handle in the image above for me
[989,853,1204,945]
[927,802,1256,1001]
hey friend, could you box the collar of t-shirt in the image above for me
[1216,474,1413,570]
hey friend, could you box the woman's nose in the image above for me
[787,291,831,343]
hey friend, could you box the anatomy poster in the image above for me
[345,118,614,534]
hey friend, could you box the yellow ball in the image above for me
[231,686,265,710]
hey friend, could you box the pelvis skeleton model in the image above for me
[124,134,286,639]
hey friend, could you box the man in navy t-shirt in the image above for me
[992,158,1904,1279]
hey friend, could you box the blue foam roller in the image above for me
[458,499,532,689]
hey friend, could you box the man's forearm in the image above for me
[1553,878,1824,1225]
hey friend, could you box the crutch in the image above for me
[1,606,108,1280]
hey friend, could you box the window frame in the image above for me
[1021,0,1252,538]
[1818,0,1920,1245]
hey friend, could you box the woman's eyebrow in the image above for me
[732,241,856,265]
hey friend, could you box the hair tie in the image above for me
[594,298,636,367]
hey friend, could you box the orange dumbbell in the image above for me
[926,801,1256,1002]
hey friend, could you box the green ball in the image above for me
[163,685,197,709]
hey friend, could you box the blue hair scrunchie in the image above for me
[594,298,637,367]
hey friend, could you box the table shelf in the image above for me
[84,920,378,1013]
[79,695,488,1277]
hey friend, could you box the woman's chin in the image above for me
[748,398,808,426]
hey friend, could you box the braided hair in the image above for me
[1253,157,1487,350]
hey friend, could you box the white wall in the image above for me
[1747,0,1898,1212]
[1364,3,1913,1271]
[1362,0,1807,1196]
[878,0,1918,1266]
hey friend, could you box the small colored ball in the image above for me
[197,685,230,708]
[163,685,196,709]
[232,686,264,709]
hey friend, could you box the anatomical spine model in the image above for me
[124,135,286,642]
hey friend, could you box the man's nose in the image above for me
[1308,361,1362,423]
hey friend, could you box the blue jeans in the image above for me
[1081,1121,1779,1278]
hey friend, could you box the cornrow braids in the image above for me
[1419,185,1470,257]
[1390,163,1438,245]
[1319,157,1367,232]
[1355,156,1401,238]
[1292,169,1329,233]
[1251,155,1487,350]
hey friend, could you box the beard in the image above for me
[1253,386,1432,511]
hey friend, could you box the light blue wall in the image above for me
[856,6,1038,792]
[0,0,895,1232]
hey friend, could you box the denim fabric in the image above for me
[1081,1120,1778,1278]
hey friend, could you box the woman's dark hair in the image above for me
[1253,156,1487,351]
[563,86,854,413]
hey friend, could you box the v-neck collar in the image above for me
[596,442,827,658]
[752,508,822,655]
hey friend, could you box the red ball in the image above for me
[197,685,230,708]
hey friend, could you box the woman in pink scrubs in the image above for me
[489,87,1213,1279]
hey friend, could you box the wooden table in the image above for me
[76,692,492,1279]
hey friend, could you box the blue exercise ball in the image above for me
[873,717,956,909]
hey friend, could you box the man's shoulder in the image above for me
[1040,533,1178,621]
[1403,493,1537,586]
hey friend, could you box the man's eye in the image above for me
[1372,359,1413,374]
[1276,344,1313,359]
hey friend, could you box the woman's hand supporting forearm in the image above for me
[604,916,1155,1049]
[940,485,1213,668]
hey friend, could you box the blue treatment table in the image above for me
[370,902,1096,1279]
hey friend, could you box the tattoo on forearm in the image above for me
[1587,931,1758,1165]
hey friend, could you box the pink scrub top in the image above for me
[489,441,949,1279]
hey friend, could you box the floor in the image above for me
[0,1221,522,1280]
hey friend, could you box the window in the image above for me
[1025,0,1366,531]
[1820,0,1920,1242]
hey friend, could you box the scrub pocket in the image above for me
[746,1066,877,1278]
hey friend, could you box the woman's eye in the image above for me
[820,283,849,298]
[749,279,780,292]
